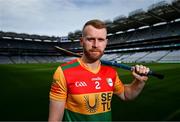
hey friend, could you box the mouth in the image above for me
[90,50,100,52]
[90,51,99,55]
[89,49,101,52]
[90,50,101,54]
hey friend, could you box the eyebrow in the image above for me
[85,36,106,40]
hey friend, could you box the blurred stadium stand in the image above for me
[0,0,180,64]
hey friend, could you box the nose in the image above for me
[92,39,98,48]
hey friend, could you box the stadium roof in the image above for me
[72,0,180,39]
[1,0,180,42]
[107,0,180,34]
[0,31,61,42]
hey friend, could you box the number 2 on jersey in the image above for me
[95,81,101,89]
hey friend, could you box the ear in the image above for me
[80,37,83,46]
[105,39,108,48]
[106,38,108,44]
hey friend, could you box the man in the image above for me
[48,19,150,121]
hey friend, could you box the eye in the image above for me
[98,38,106,42]
[86,37,95,42]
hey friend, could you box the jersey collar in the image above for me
[77,58,101,74]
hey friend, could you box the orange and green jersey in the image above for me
[50,58,124,121]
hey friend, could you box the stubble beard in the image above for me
[83,47,104,63]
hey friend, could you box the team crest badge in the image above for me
[106,78,113,87]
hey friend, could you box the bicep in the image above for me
[48,100,66,121]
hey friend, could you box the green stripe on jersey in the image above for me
[64,109,112,121]
[62,61,79,71]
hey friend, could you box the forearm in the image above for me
[48,100,65,122]
[118,65,149,101]
[124,79,145,100]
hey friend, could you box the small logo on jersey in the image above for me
[75,81,87,87]
[106,78,113,87]
[91,77,101,81]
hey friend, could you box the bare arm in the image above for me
[118,65,149,101]
[48,100,66,122]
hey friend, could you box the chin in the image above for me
[88,55,102,62]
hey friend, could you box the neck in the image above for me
[81,55,100,70]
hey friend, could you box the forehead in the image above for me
[83,25,107,37]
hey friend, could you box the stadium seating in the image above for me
[23,56,38,63]
[0,56,12,64]
[159,50,180,63]
[1,0,180,64]
[101,53,119,61]
[107,22,180,44]
[121,52,149,63]
[137,51,170,63]
[10,56,27,64]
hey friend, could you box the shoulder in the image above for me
[101,64,117,74]
[61,58,78,66]
[53,59,79,80]
[61,58,80,71]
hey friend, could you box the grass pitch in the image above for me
[0,63,180,121]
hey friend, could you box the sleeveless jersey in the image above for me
[50,58,124,121]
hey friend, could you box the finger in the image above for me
[132,71,148,82]
[141,66,150,75]
[134,65,150,76]
[132,70,140,79]
[139,65,144,74]
[145,67,150,75]
[142,66,147,74]
[136,65,145,74]
[135,65,140,72]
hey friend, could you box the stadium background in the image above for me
[0,0,180,121]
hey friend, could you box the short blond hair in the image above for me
[82,19,107,36]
